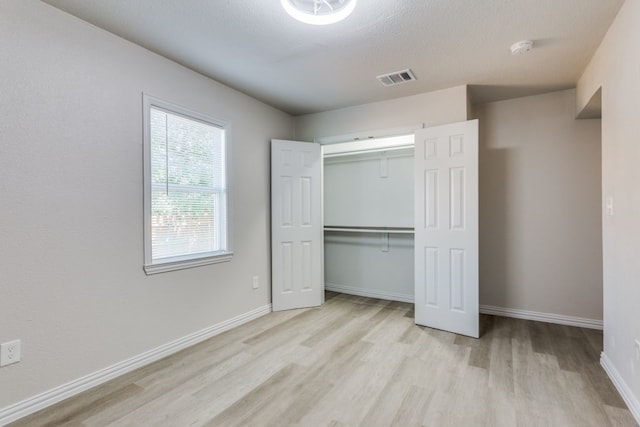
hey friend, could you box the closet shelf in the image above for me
[324,226,414,234]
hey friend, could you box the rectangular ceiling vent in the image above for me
[376,69,417,87]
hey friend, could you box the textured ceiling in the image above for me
[42,0,624,115]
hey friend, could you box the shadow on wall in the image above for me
[479,138,515,307]
[468,84,573,105]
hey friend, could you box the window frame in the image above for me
[142,94,233,275]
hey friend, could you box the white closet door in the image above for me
[271,139,323,311]
[414,120,479,338]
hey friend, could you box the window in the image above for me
[143,95,232,274]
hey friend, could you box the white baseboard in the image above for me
[325,285,603,331]
[479,305,603,330]
[600,352,640,424]
[0,304,272,426]
[325,283,413,303]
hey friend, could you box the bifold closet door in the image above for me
[414,120,479,338]
[271,140,323,311]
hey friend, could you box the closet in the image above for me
[271,119,480,338]
[322,135,415,302]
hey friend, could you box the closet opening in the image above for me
[322,134,415,303]
[272,120,478,336]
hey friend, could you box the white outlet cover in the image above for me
[635,339,640,360]
[0,340,21,367]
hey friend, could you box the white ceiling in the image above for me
[42,0,623,115]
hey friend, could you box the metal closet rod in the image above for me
[323,225,415,234]
[322,144,414,158]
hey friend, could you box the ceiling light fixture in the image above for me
[281,0,357,25]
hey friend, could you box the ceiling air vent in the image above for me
[376,69,417,87]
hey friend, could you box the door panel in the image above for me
[271,139,323,311]
[414,120,479,338]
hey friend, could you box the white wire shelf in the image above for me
[323,226,414,234]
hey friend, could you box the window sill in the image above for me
[144,252,233,275]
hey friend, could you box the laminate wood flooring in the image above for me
[10,292,637,426]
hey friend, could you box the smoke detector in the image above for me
[511,40,534,55]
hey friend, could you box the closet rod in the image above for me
[324,226,414,234]
[323,144,414,159]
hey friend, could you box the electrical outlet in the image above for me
[634,339,640,361]
[0,340,21,367]
[252,276,259,289]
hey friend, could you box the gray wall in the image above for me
[477,89,603,320]
[324,151,414,227]
[577,0,640,410]
[294,85,469,142]
[0,0,293,408]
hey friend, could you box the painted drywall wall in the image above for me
[294,85,468,142]
[576,0,640,414]
[476,89,602,321]
[324,233,414,300]
[0,0,292,409]
[324,151,414,227]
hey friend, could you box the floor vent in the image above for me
[376,69,417,86]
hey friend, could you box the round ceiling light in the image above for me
[281,0,357,25]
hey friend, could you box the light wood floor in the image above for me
[11,292,637,427]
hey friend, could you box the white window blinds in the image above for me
[143,96,232,274]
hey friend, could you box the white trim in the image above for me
[325,283,413,303]
[0,304,272,426]
[322,287,603,330]
[142,93,233,274]
[323,288,603,330]
[314,123,424,145]
[479,305,603,330]
[144,252,233,275]
[600,352,640,424]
